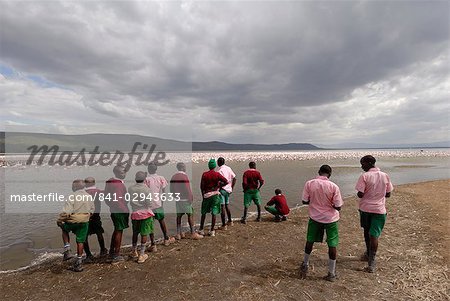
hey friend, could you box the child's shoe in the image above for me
[62,249,73,261]
[147,244,157,253]
[83,254,95,264]
[71,258,83,272]
[323,272,338,282]
[208,230,216,237]
[130,249,139,259]
[299,262,308,279]
[111,255,125,265]
[191,232,204,240]
[137,254,149,264]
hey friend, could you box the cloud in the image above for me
[0,1,448,144]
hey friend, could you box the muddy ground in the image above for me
[1,180,449,301]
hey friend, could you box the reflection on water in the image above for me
[1,150,449,270]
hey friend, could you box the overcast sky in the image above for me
[1,1,448,145]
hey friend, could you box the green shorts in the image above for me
[265,206,281,216]
[110,213,129,231]
[220,189,231,205]
[360,210,387,238]
[153,207,165,221]
[63,222,89,243]
[132,217,154,236]
[306,218,339,247]
[88,218,105,235]
[201,194,222,215]
[176,201,194,215]
[244,189,261,208]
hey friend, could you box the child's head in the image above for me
[113,165,126,179]
[176,162,186,172]
[275,188,282,195]
[318,165,332,178]
[217,157,225,166]
[84,177,95,188]
[360,155,376,171]
[72,179,85,192]
[249,161,256,169]
[135,171,147,183]
[208,159,217,170]
[147,162,157,174]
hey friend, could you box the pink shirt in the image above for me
[302,176,343,223]
[217,165,236,193]
[144,174,168,209]
[355,167,393,214]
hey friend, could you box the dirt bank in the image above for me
[1,180,449,301]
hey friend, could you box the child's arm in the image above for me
[266,197,275,207]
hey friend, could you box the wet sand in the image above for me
[0,179,449,301]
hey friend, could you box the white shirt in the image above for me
[217,165,236,193]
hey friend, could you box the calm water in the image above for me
[1,149,449,271]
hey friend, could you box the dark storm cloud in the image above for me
[0,1,448,144]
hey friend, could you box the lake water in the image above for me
[1,149,449,271]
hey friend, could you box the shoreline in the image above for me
[1,179,449,300]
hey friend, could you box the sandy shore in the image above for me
[1,179,449,301]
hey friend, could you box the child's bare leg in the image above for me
[328,246,337,260]
[225,204,232,223]
[363,228,370,259]
[149,233,155,245]
[241,208,248,221]
[62,231,70,245]
[158,218,170,240]
[176,215,183,235]
[84,238,93,257]
[113,230,123,256]
[132,231,139,254]
[200,214,206,231]
[210,214,216,231]
[303,242,314,266]
[256,204,261,220]
[220,205,226,226]
[76,242,84,257]
[369,236,378,267]
[139,234,148,256]
[109,233,115,256]
[96,233,107,253]
[188,213,195,233]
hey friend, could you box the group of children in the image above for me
[58,155,392,282]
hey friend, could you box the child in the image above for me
[300,165,343,282]
[171,162,204,240]
[57,179,94,272]
[199,159,228,236]
[83,177,108,261]
[128,171,154,263]
[217,157,236,229]
[241,161,265,223]
[144,162,175,246]
[356,155,393,273]
[265,189,290,222]
[104,165,130,264]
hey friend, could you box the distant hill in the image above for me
[192,141,320,151]
[317,141,450,149]
[0,132,320,153]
